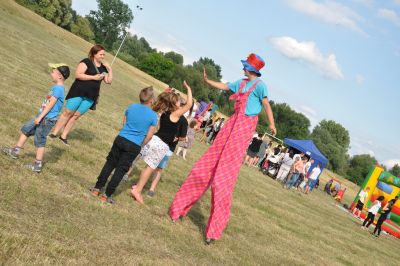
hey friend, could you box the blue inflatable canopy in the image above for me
[283,138,328,167]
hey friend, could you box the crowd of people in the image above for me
[243,136,322,194]
[2,49,277,243]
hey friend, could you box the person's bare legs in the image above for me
[36,147,45,161]
[61,112,82,139]
[15,133,29,148]
[51,109,75,136]
[149,168,162,192]
[131,165,154,204]
[182,148,187,160]
[176,147,183,157]
[251,156,259,166]
[244,155,250,165]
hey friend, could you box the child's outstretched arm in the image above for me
[173,80,193,118]
[262,98,277,136]
[203,67,229,91]
[34,96,58,124]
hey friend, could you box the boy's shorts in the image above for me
[157,151,173,169]
[21,117,57,147]
[307,179,315,187]
[356,200,364,211]
[66,96,94,114]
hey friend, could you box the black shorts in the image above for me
[356,200,364,211]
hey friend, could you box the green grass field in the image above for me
[0,1,399,265]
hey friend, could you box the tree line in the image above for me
[15,0,400,183]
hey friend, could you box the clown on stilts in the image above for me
[169,53,276,244]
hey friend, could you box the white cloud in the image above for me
[269,36,344,80]
[378,9,400,27]
[152,45,194,65]
[287,0,366,35]
[353,0,374,7]
[297,105,319,128]
[349,138,375,157]
[383,159,400,169]
[299,105,317,116]
[394,0,400,6]
[356,74,364,85]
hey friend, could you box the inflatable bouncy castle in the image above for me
[351,165,400,238]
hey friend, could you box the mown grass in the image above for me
[0,1,399,265]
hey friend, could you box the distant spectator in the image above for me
[276,150,294,183]
[176,120,197,160]
[304,163,321,194]
[298,159,314,190]
[324,179,333,194]
[361,196,384,230]
[372,196,398,237]
[353,187,370,218]
[244,133,263,166]
[285,157,307,189]
[256,139,269,166]
[207,118,224,144]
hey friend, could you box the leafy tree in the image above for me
[264,101,310,139]
[390,164,400,177]
[87,0,133,49]
[71,15,94,42]
[138,53,175,82]
[17,0,73,29]
[164,51,184,65]
[193,57,222,80]
[346,154,378,185]
[310,120,350,174]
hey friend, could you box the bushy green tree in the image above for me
[87,0,133,49]
[346,154,377,184]
[112,33,155,62]
[17,0,73,29]
[138,53,175,81]
[390,164,400,177]
[164,51,184,65]
[310,120,350,174]
[266,101,310,139]
[71,15,94,42]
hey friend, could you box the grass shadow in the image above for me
[69,128,96,143]
[44,146,64,164]
[187,202,207,233]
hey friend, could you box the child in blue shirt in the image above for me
[2,63,70,172]
[90,86,158,204]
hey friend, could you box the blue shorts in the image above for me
[157,151,172,169]
[307,179,315,187]
[66,97,94,114]
[21,117,57,147]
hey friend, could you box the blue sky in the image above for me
[72,0,400,168]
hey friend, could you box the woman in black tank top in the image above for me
[155,112,179,151]
[49,44,113,145]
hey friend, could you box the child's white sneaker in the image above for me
[25,162,42,172]
[2,147,19,159]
